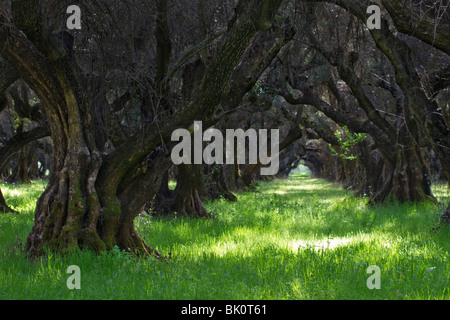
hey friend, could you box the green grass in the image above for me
[0,175,449,300]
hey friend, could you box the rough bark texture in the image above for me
[0,60,20,113]
[381,0,450,56]
[172,164,210,218]
[0,3,160,258]
[0,0,284,258]
[152,13,293,217]
[304,0,450,189]
[0,126,51,174]
[153,164,210,218]
[203,165,238,202]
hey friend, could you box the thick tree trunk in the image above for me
[154,164,211,218]
[0,20,160,258]
[5,120,35,184]
[370,153,432,204]
[241,164,260,189]
[25,115,166,258]
[341,114,433,204]
[0,126,51,177]
[1,0,284,258]
[307,0,450,210]
[370,115,433,204]
[172,164,210,218]
[152,171,175,215]
[15,143,33,184]
[208,165,238,202]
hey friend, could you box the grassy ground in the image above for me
[0,175,449,300]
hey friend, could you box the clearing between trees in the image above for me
[1,174,449,300]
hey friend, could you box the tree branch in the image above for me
[0,126,51,172]
[381,0,450,55]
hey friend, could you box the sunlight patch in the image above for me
[289,236,359,252]
[3,189,24,197]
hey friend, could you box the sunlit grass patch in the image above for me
[1,180,47,214]
[0,176,449,300]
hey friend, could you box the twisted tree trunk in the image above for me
[204,164,238,202]
[172,164,210,218]
[304,0,449,216]
[0,0,284,258]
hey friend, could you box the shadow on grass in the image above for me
[139,175,450,261]
[1,176,449,299]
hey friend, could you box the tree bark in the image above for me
[204,164,238,202]
[0,3,158,258]
[0,0,284,258]
[153,171,175,215]
[153,13,293,216]
[303,0,450,190]
[15,145,32,184]
[9,121,34,184]
[154,164,211,218]
[0,59,20,114]
[0,126,50,174]
[172,164,210,218]
[370,134,433,204]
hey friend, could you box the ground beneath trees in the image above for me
[0,175,449,299]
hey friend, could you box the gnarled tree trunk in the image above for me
[0,0,285,258]
[154,164,211,218]
[172,164,210,218]
[204,164,238,202]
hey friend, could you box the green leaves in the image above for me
[329,126,366,160]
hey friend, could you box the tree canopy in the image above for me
[0,0,448,258]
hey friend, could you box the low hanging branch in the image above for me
[0,126,51,173]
